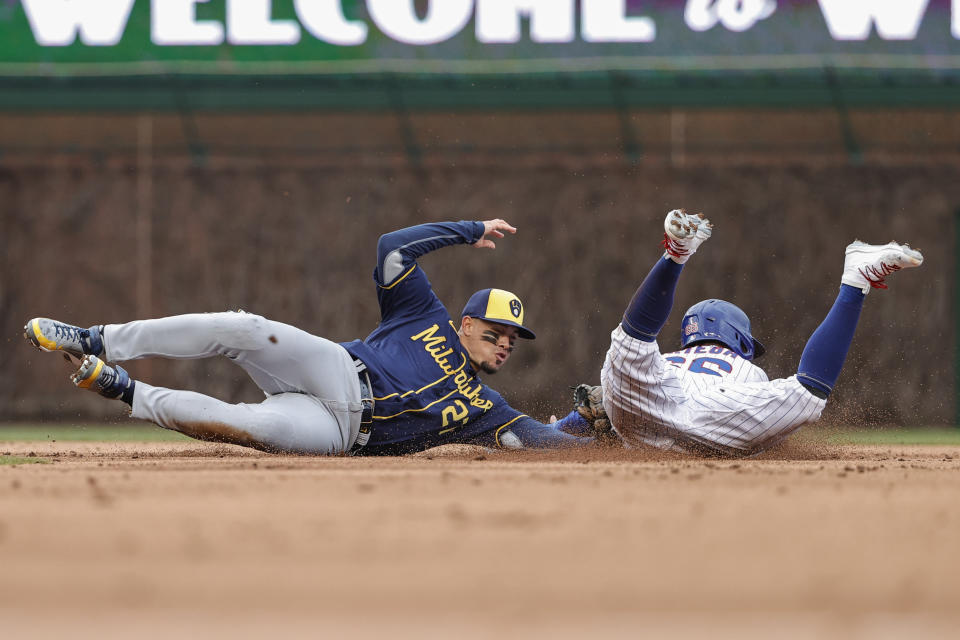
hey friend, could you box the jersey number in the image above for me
[665,356,733,377]
[441,400,469,427]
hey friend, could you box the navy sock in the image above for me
[621,257,684,342]
[796,284,865,397]
[83,325,105,358]
[120,380,135,407]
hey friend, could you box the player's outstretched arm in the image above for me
[376,220,488,287]
[469,414,595,450]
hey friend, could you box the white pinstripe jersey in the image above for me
[601,326,827,456]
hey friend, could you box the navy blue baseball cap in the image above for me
[461,288,536,340]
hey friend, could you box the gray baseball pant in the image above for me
[103,312,363,455]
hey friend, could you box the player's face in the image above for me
[461,318,520,375]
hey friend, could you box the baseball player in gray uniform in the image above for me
[583,209,923,456]
[24,219,595,456]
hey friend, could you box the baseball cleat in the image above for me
[841,240,923,294]
[662,209,712,264]
[71,355,133,401]
[24,318,104,359]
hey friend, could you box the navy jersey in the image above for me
[341,221,536,455]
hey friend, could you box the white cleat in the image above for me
[841,240,923,294]
[663,209,712,264]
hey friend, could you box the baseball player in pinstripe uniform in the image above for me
[25,219,594,455]
[588,209,923,456]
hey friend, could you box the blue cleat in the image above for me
[70,355,133,402]
[24,318,104,359]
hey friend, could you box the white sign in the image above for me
[19,0,960,47]
[685,0,777,33]
[818,0,930,40]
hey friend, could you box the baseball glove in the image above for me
[572,383,620,446]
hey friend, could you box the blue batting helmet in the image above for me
[680,299,765,360]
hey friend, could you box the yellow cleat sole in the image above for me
[24,318,62,352]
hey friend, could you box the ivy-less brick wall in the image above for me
[2,164,954,427]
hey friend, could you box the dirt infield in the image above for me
[1,440,959,639]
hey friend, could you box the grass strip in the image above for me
[0,455,49,466]
[0,424,190,442]
[823,428,960,445]
[2,424,960,446]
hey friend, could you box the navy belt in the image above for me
[350,359,374,455]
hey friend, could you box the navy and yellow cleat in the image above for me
[70,355,133,402]
[24,318,104,359]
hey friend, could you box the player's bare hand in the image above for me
[473,219,517,249]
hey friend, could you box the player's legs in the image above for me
[621,257,684,341]
[103,311,360,401]
[69,355,360,454]
[795,285,864,397]
[132,382,356,455]
[27,311,353,399]
[620,210,711,341]
[602,210,714,446]
[796,240,923,398]
[28,311,364,453]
